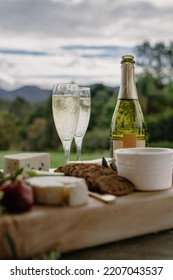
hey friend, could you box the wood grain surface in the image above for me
[1,187,173,259]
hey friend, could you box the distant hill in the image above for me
[0,86,51,103]
[0,84,118,104]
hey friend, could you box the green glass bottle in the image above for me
[110,55,147,157]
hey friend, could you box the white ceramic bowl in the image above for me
[114,147,173,191]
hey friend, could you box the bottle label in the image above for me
[123,133,136,148]
[113,133,146,151]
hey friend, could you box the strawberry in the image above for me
[0,181,34,212]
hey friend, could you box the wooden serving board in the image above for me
[1,187,173,259]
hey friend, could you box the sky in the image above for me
[0,0,173,90]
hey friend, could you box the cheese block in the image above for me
[26,176,89,207]
[3,153,50,174]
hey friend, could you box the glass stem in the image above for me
[62,139,72,164]
[75,136,83,161]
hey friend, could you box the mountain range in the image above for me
[0,86,51,103]
[0,84,117,104]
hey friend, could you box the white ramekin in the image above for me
[114,147,173,191]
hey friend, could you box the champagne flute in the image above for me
[74,87,91,161]
[52,83,80,164]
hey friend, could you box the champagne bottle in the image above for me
[110,55,147,157]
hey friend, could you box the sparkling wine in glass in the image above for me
[52,83,80,164]
[75,87,91,161]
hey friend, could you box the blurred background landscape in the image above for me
[0,0,173,162]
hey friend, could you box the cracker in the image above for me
[55,163,134,196]
[95,175,135,196]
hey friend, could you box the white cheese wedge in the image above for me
[26,176,88,207]
[3,153,50,174]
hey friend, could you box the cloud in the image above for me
[0,0,173,89]
[0,0,173,43]
[0,43,134,90]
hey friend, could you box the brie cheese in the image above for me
[26,176,88,207]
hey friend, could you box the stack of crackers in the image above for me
[55,163,134,196]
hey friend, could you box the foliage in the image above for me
[84,127,110,151]
[147,109,173,142]
[89,84,116,130]
[136,41,173,85]
[137,74,171,115]
[0,110,17,149]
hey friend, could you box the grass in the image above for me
[0,150,110,169]
[49,150,109,167]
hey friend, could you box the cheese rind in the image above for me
[3,153,50,174]
[26,176,88,207]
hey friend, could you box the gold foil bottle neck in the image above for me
[121,55,135,64]
[118,55,138,100]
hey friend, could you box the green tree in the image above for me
[89,84,115,130]
[136,41,173,86]
[25,118,48,151]
[9,97,34,125]
[147,109,173,142]
[0,110,17,150]
[20,96,61,151]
